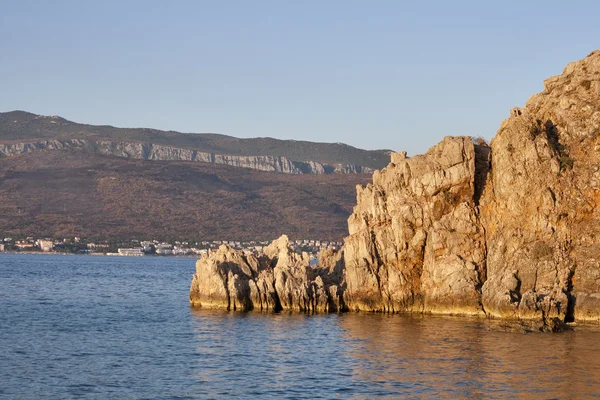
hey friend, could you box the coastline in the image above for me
[0,251,200,258]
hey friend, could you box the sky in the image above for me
[1,0,599,155]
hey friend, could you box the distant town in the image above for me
[0,236,343,258]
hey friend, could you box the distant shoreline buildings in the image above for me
[0,236,343,257]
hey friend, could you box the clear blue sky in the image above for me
[1,0,599,155]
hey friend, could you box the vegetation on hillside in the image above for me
[0,150,370,241]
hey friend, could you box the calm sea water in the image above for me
[1,253,600,399]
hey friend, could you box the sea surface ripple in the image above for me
[1,254,599,399]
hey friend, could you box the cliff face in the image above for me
[480,51,600,323]
[343,138,488,316]
[342,50,600,328]
[0,139,373,175]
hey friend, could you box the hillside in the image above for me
[0,150,370,241]
[0,111,391,172]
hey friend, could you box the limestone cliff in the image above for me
[0,139,373,175]
[343,137,488,316]
[480,50,600,324]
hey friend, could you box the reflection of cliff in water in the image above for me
[189,308,600,398]
[338,313,600,398]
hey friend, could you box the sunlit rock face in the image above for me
[480,50,600,324]
[342,137,488,316]
[342,50,600,329]
[189,235,344,313]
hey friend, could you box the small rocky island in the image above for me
[191,50,600,331]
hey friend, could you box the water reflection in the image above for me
[339,313,600,398]
[190,310,600,398]
[3,253,598,399]
[190,309,352,398]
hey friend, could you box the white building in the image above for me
[117,248,144,256]
[36,239,54,252]
[156,248,174,255]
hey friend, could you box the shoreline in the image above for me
[188,305,600,330]
[0,251,200,259]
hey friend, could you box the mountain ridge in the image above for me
[0,110,392,173]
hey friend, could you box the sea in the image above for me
[1,253,600,399]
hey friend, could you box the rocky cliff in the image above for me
[342,50,600,330]
[343,137,489,316]
[190,51,600,331]
[0,138,373,174]
[480,51,600,325]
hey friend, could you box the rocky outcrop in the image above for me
[480,50,600,324]
[189,235,345,312]
[189,51,600,330]
[0,139,373,175]
[341,50,600,330]
[343,137,488,316]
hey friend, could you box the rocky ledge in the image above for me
[191,50,600,331]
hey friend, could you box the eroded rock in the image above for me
[190,235,344,312]
[341,50,600,326]
[343,137,487,315]
[480,50,600,324]
[190,50,600,328]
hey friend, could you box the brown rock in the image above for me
[481,50,600,324]
[342,50,600,325]
[190,235,343,313]
[343,137,487,315]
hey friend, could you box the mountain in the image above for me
[0,150,370,241]
[0,111,391,174]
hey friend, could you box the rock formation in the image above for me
[189,235,345,313]
[479,50,600,325]
[190,50,600,330]
[342,50,600,330]
[0,139,373,175]
[343,137,488,316]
